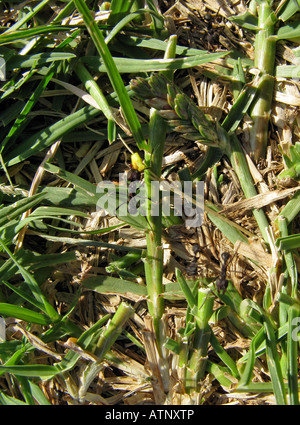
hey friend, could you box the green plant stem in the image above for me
[287,306,300,405]
[250,1,276,159]
[143,110,166,342]
[277,216,299,405]
[228,134,270,243]
[78,302,134,401]
[142,109,170,393]
[263,314,287,405]
[185,288,214,393]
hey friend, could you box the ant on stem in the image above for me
[215,251,230,295]
[115,136,146,216]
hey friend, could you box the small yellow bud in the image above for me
[131,152,145,172]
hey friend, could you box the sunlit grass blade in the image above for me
[237,327,265,387]
[0,26,75,46]
[287,306,300,405]
[105,9,161,45]
[74,0,146,151]
[74,62,116,142]
[0,303,51,326]
[82,275,147,299]
[277,0,300,21]
[4,0,52,33]
[0,364,60,379]
[81,52,229,74]
[209,332,240,379]
[0,393,27,405]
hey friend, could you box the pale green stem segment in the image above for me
[250,1,276,160]
[228,134,270,243]
[142,37,179,393]
[143,110,166,352]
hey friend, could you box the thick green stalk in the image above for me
[277,216,299,404]
[287,306,300,405]
[143,109,166,344]
[185,288,214,393]
[250,1,276,159]
[142,109,170,395]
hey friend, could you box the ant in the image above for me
[215,251,230,295]
[188,246,232,296]
[125,166,145,215]
[115,137,146,216]
[186,244,201,276]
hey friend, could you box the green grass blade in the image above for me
[277,0,300,21]
[1,280,46,312]
[0,303,51,325]
[287,306,300,404]
[4,105,100,167]
[6,52,76,71]
[0,26,75,46]
[4,0,52,33]
[1,63,58,153]
[17,376,36,405]
[105,9,161,45]
[74,0,146,150]
[275,21,300,40]
[0,393,27,405]
[0,364,60,379]
[0,239,59,322]
[237,327,265,387]
[28,380,51,405]
[80,52,229,74]
[0,193,45,229]
[263,314,287,405]
[210,332,240,379]
[275,234,300,250]
[82,275,147,299]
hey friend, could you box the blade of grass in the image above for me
[287,306,300,405]
[73,62,116,142]
[74,0,146,151]
[4,105,100,167]
[0,364,60,379]
[237,327,265,387]
[4,0,52,33]
[263,314,287,405]
[80,51,229,74]
[78,302,134,400]
[0,303,51,326]
[0,238,59,322]
[1,62,59,155]
[105,9,162,45]
[209,332,240,379]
